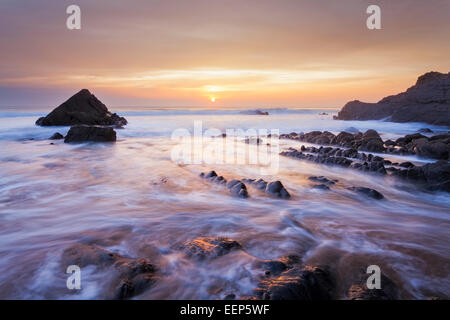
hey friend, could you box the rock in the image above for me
[349,187,384,200]
[113,258,157,299]
[36,89,127,127]
[413,140,449,160]
[200,171,249,197]
[61,243,118,268]
[356,130,385,153]
[308,176,337,185]
[254,266,334,300]
[61,243,156,299]
[348,272,399,300]
[204,170,218,179]
[243,178,291,199]
[227,180,249,198]
[265,181,290,198]
[49,132,64,140]
[244,137,263,145]
[240,109,269,115]
[399,161,414,168]
[64,125,117,143]
[335,71,450,126]
[249,179,268,190]
[392,160,450,192]
[181,237,242,260]
[312,184,330,190]
[418,128,433,133]
[384,139,396,147]
[331,131,355,147]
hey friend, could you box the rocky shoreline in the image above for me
[335,71,450,126]
[279,130,449,192]
[61,236,404,300]
[36,89,127,143]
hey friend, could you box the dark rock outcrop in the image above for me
[180,237,242,260]
[242,178,291,199]
[348,187,384,200]
[254,265,334,300]
[62,243,156,299]
[64,125,117,143]
[200,171,248,198]
[240,109,269,115]
[265,181,291,198]
[36,89,127,127]
[392,160,450,192]
[312,184,330,190]
[280,130,449,160]
[227,180,249,198]
[348,271,399,300]
[335,71,450,126]
[308,176,338,185]
[49,132,64,140]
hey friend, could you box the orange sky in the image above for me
[0,0,449,108]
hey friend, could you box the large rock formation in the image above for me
[64,125,117,143]
[335,72,450,126]
[36,89,127,127]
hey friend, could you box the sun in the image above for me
[211,97,215,103]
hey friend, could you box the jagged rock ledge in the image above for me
[334,71,450,126]
[280,145,449,192]
[280,130,449,160]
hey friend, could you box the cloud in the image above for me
[0,0,449,107]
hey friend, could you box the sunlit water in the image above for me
[0,108,449,299]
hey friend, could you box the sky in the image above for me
[0,0,449,108]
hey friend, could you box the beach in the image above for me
[0,107,449,299]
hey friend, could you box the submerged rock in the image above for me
[308,176,337,185]
[181,237,242,260]
[61,243,156,299]
[348,187,384,200]
[64,125,117,143]
[36,89,127,127]
[312,184,330,190]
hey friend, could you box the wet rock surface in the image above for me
[64,125,117,143]
[254,265,334,300]
[280,130,449,160]
[281,142,449,192]
[392,160,450,192]
[61,243,157,299]
[334,71,450,126]
[200,171,291,199]
[348,187,384,200]
[36,89,127,127]
[308,176,337,185]
[180,237,242,260]
[348,272,399,300]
